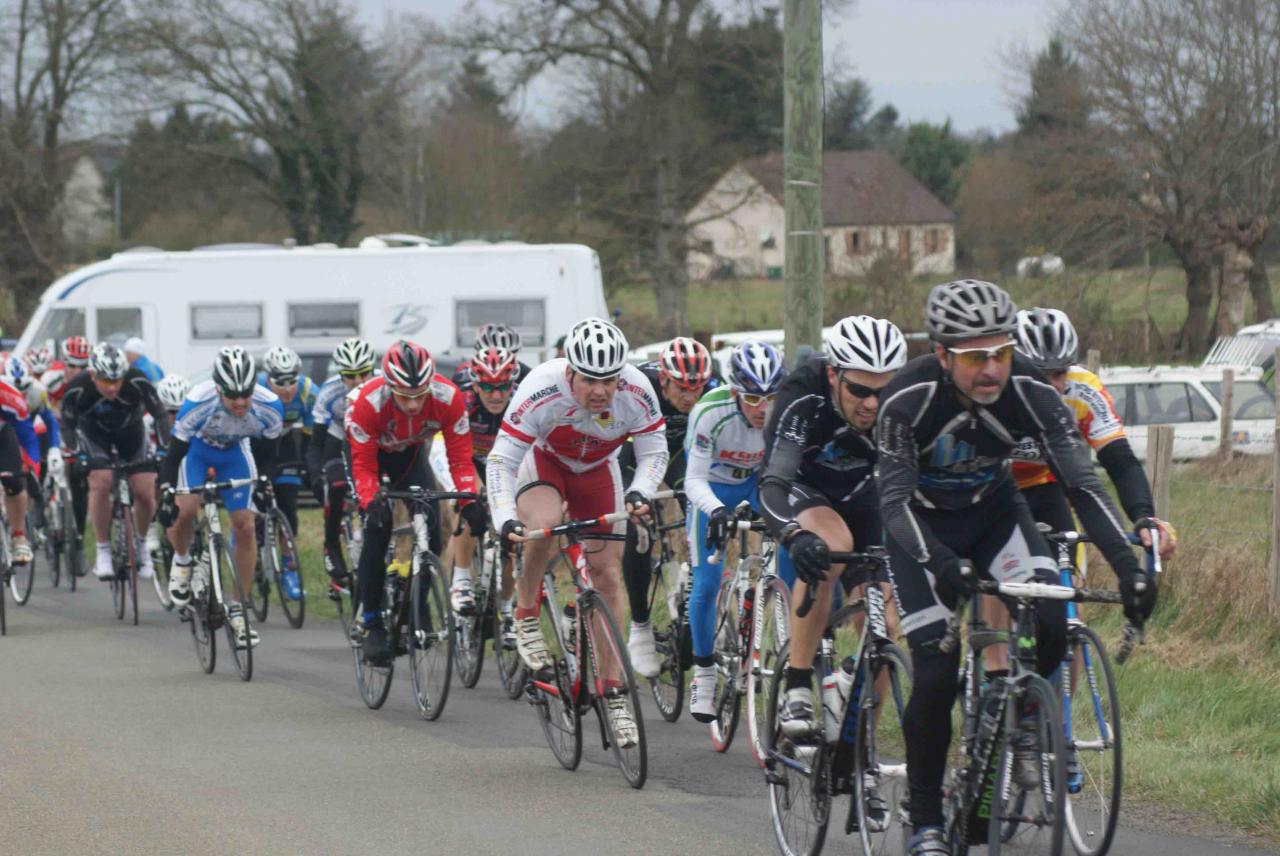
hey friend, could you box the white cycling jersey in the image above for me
[683,386,766,516]
[173,380,284,448]
[486,358,668,530]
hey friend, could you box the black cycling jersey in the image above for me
[60,369,169,452]
[617,361,718,490]
[875,353,1140,581]
[758,356,878,538]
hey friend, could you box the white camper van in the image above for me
[15,242,607,378]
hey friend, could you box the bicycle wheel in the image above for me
[350,589,394,709]
[748,576,792,767]
[188,553,216,674]
[109,503,128,620]
[1063,624,1121,856]
[709,577,742,752]
[213,534,253,682]
[530,567,582,771]
[453,534,491,689]
[850,642,913,854]
[45,494,61,588]
[409,553,454,720]
[766,642,828,856]
[580,592,647,788]
[646,560,684,722]
[267,509,305,629]
[247,522,271,623]
[0,548,8,635]
[989,673,1066,856]
[151,525,174,611]
[9,508,38,605]
[63,501,82,590]
[125,511,139,626]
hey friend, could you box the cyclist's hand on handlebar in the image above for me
[624,490,651,523]
[705,506,731,551]
[1119,572,1157,626]
[362,497,391,530]
[786,529,830,586]
[1135,517,1177,560]
[460,500,488,537]
[933,556,970,610]
[501,519,527,546]
[157,484,178,528]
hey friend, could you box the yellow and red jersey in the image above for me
[1011,366,1126,490]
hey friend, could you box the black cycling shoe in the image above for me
[362,624,392,666]
[905,826,948,855]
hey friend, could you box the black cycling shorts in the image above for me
[1020,481,1075,537]
[78,423,148,469]
[0,424,24,492]
[785,481,882,550]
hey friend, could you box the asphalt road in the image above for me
[2,578,1275,856]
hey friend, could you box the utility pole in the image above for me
[783,0,824,368]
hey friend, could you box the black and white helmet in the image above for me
[1015,308,1079,372]
[825,315,908,373]
[475,323,522,354]
[213,346,256,397]
[332,337,374,375]
[262,345,301,383]
[89,343,128,380]
[156,374,192,410]
[564,317,629,379]
[925,279,1019,345]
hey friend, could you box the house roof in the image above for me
[739,150,955,226]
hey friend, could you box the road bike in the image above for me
[327,494,363,643]
[641,493,691,722]
[452,516,526,698]
[45,452,85,590]
[246,475,306,629]
[105,458,159,626]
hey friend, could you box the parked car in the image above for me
[1099,364,1275,459]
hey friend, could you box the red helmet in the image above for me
[63,335,91,367]
[381,340,434,390]
[470,347,517,386]
[658,337,712,390]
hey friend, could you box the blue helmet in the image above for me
[728,340,784,395]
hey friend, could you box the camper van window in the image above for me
[455,299,545,348]
[30,308,85,347]
[288,303,359,337]
[97,307,142,345]
[192,304,264,340]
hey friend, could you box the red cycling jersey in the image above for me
[41,362,70,406]
[345,376,478,508]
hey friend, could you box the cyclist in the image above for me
[154,375,191,437]
[60,343,168,581]
[683,339,791,722]
[473,322,532,384]
[346,340,483,665]
[488,317,668,746]
[43,335,90,412]
[258,346,315,539]
[159,347,284,649]
[874,280,1157,856]
[123,337,164,382]
[444,345,517,623]
[0,373,35,564]
[618,336,715,678]
[4,356,62,535]
[759,315,906,740]
[308,337,376,584]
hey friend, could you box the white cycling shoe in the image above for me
[689,665,718,723]
[515,615,554,671]
[169,561,193,606]
[93,549,116,581]
[628,621,660,678]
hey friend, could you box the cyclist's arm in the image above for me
[1095,438,1154,524]
[58,384,82,450]
[485,429,530,532]
[683,428,721,516]
[345,396,381,510]
[626,427,669,498]
[137,375,171,448]
[758,393,813,539]
[305,425,327,478]
[440,395,479,498]
[39,404,62,448]
[13,417,40,471]
[160,436,189,487]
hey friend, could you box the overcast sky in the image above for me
[361,0,1058,134]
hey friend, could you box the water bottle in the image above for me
[821,657,857,743]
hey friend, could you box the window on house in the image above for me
[924,228,942,255]
[845,230,863,255]
[761,236,776,250]
[697,239,714,255]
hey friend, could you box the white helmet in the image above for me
[89,343,129,380]
[262,345,302,382]
[564,317,629,379]
[925,279,1019,345]
[213,346,256,398]
[475,323,522,353]
[825,315,907,373]
[156,374,192,410]
[1015,308,1079,372]
[332,338,374,375]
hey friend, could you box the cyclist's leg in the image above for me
[166,444,205,602]
[212,441,261,597]
[688,480,756,663]
[274,480,300,537]
[785,486,854,681]
[69,451,89,535]
[621,519,652,623]
[80,429,116,576]
[321,433,349,579]
[0,424,27,544]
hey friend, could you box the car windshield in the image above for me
[1203,380,1276,420]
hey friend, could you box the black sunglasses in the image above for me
[840,375,884,399]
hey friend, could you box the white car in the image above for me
[1099,364,1275,459]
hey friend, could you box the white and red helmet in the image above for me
[381,340,435,390]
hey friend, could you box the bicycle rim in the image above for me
[493,586,526,699]
[989,674,1066,856]
[9,509,37,605]
[582,594,647,788]
[126,514,139,626]
[351,591,393,709]
[1063,624,1122,856]
[766,642,829,856]
[748,577,791,767]
[152,527,174,611]
[215,535,253,682]
[64,503,82,589]
[409,555,453,720]
[189,556,216,673]
[269,510,305,629]
[529,568,582,769]
[646,559,684,722]
[45,499,61,587]
[454,537,488,688]
[709,581,742,752]
[852,643,913,854]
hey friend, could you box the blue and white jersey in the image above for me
[312,375,348,441]
[174,380,285,449]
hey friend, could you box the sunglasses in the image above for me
[339,370,372,380]
[739,392,776,407]
[947,343,1015,368]
[221,390,254,401]
[477,381,511,393]
[840,376,886,399]
[270,376,299,387]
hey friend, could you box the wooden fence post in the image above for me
[1086,348,1101,374]
[1218,368,1235,460]
[1146,424,1174,521]
[1272,428,1280,616]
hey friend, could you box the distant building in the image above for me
[59,142,120,253]
[685,150,956,280]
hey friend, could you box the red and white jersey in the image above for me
[487,359,669,531]
[345,375,477,508]
[41,362,70,406]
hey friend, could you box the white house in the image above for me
[686,150,956,280]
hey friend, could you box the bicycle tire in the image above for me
[151,525,174,611]
[63,501,82,590]
[45,493,61,588]
[851,642,913,854]
[409,553,454,720]
[709,575,742,752]
[766,641,829,856]
[493,571,527,699]
[214,534,253,682]
[351,589,394,709]
[268,509,305,629]
[188,553,216,674]
[1063,624,1122,856]
[748,575,792,767]
[248,522,270,623]
[988,673,1066,856]
[0,548,8,636]
[453,532,491,689]
[9,508,38,605]
[580,592,648,788]
[109,501,128,620]
[531,565,582,771]
[125,510,139,626]
[646,560,684,722]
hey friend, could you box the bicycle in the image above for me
[43,454,83,591]
[452,514,526,697]
[7,481,41,608]
[0,490,11,635]
[327,495,363,643]
[247,474,306,629]
[518,491,676,790]
[105,458,158,626]
[1043,526,1161,856]
[174,472,259,681]
[641,492,691,722]
[764,550,912,856]
[347,485,477,720]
